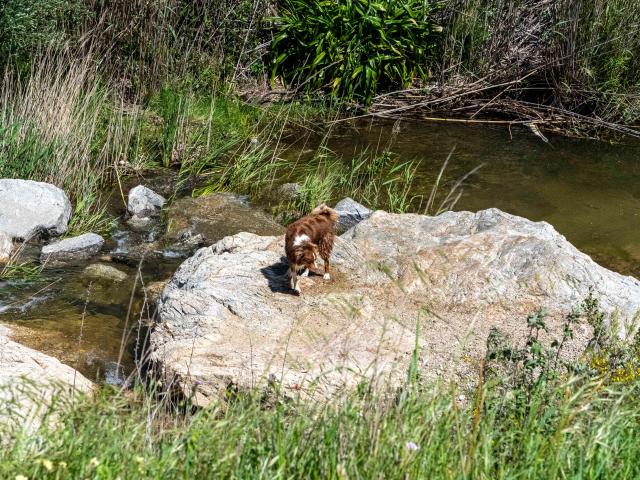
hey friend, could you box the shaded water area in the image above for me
[2,120,640,383]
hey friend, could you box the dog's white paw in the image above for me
[323,273,331,280]
[301,268,310,277]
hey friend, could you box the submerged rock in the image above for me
[146,280,169,304]
[165,192,283,248]
[151,208,640,405]
[0,179,72,240]
[126,215,154,231]
[127,185,166,218]
[41,233,104,265]
[334,197,372,232]
[0,232,12,263]
[0,325,93,431]
[84,263,128,282]
[279,182,301,200]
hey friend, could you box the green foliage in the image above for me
[5,366,640,478]
[271,0,440,103]
[0,261,41,281]
[485,306,582,410]
[581,290,640,384]
[0,55,124,235]
[0,122,59,180]
[0,0,90,73]
[194,143,284,198]
[273,148,422,221]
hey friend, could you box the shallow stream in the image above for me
[2,120,639,383]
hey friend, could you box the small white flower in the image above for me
[15,475,28,480]
[406,441,420,451]
[41,459,54,472]
[89,457,100,468]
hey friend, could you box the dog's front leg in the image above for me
[290,265,301,294]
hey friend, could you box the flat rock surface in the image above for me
[41,233,104,264]
[0,179,72,239]
[151,208,640,405]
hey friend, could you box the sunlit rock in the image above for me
[334,197,372,233]
[127,185,166,218]
[0,325,94,432]
[0,179,72,240]
[41,233,104,265]
[0,232,13,263]
[151,208,640,405]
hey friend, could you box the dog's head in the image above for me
[292,242,318,267]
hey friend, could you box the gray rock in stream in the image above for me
[0,179,72,240]
[334,197,372,233]
[150,208,640,406]
[127,185,166,218]
[41,233,104,265]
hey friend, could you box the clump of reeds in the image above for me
[0,51,145,233]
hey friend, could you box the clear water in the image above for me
[311,120,640,277]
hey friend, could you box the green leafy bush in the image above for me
[271,0,440,103]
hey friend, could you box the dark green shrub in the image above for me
[271,0,440,103]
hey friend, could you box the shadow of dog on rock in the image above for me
[260,256,322,295]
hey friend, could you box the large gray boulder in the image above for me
[41,233,104,265]
[151,208,640,405]
[128,185,166,218]
[334,197,372,232]
[0,179,72,239]
[0,325,94,431]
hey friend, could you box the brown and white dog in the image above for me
[285,204,338,294]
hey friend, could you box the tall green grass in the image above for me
[3,375,640,479]
[0,54,127,234]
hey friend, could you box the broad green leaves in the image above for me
[270,0,440,104]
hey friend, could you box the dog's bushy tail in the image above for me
[311,203,338,222]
